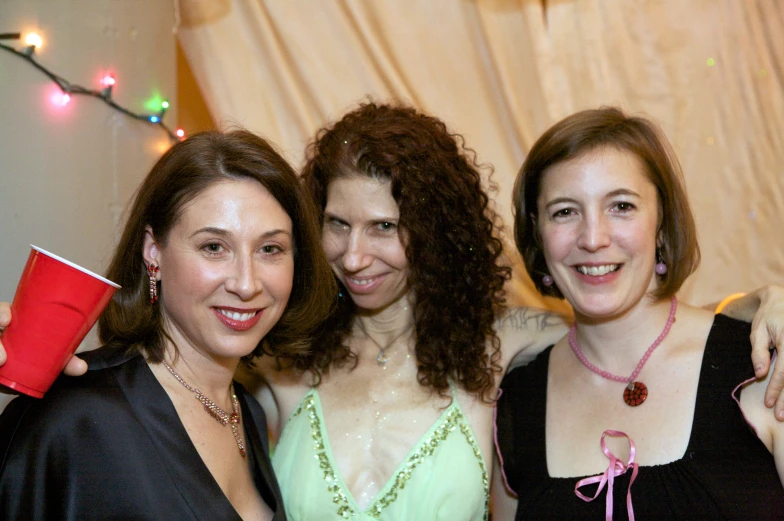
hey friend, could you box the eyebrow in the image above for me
[189,227,292,239]
[323,211,399,222]
[606,188,641,198]
[544,188,641,208]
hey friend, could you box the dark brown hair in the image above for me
[299,101,510,400]
[98,130,336,362]
[513,106,700,299]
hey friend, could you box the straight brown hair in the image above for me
[98,130,336,362]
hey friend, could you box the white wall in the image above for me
[0,0,176,409]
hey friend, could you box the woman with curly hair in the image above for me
[241,101,784,521]
[247,101,562,521]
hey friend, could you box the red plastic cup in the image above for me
[0,246,120,397]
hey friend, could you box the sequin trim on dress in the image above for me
[288,391,489,519]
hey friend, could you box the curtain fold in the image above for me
[178,0,784,308]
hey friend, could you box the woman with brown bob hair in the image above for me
[494,107,784,519]
[513,106,699,300]
[0,129,335,521]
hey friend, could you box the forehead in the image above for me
[325,176,398,217]
[176,178,292,230]
[539,146,654,199]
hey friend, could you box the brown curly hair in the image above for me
[297,101,510,400]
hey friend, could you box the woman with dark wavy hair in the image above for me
[0,130,336,520]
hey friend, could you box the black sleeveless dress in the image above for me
[495,315,784,520]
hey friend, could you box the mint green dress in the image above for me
[272,385,489,520]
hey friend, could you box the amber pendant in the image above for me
[623,381,648,406]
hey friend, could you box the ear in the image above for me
[142,226,161,279]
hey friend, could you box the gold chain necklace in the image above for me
[162,360,246,458]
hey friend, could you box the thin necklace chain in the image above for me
[162,360,246,459]
[569,296,678,383]
[356,320,414,366]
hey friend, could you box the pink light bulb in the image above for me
[51,92,71,106]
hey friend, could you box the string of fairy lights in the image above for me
[0,31,184,142]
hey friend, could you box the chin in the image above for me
[571,298,625,319]
[211,335,266,359]
[347,293,384,309]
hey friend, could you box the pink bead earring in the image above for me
[542,274,554,287]
[655,248,667,275]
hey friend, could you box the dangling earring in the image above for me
[542,274,554,287]
[147,264,159,304]
[655,250,667,276]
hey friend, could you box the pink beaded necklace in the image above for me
[568,296,678,406]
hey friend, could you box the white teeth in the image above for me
[577,264,618,276]
[349,277,373,286]
[218,309,257,322]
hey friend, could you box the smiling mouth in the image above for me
[216,309,259,322]
[575,264,620,276]
[348,276,378,286]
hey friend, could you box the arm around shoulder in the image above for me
[719,286,784,416]
[738,361,784,487]
[494,306,570,372]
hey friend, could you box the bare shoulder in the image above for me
[240,356,314,436]
[494,307,570,373]
[675,303,717,341]
[739,365,776,451]
[740,364,784,481]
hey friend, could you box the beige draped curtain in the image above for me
[177,0,784,309]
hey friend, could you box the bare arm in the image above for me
[738,357,784,486]
[494,306,570,374]
[244,354,312,438]
[491,453,518,521]
[717,286,784,417]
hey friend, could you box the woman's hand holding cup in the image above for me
[0,302,87,383]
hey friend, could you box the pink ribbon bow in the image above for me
[574,430,639,521]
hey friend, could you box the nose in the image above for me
[225,254,263,300]
[576,213,611,252]
[342,231,373,272]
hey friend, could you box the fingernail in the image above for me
[755,364,765,375]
